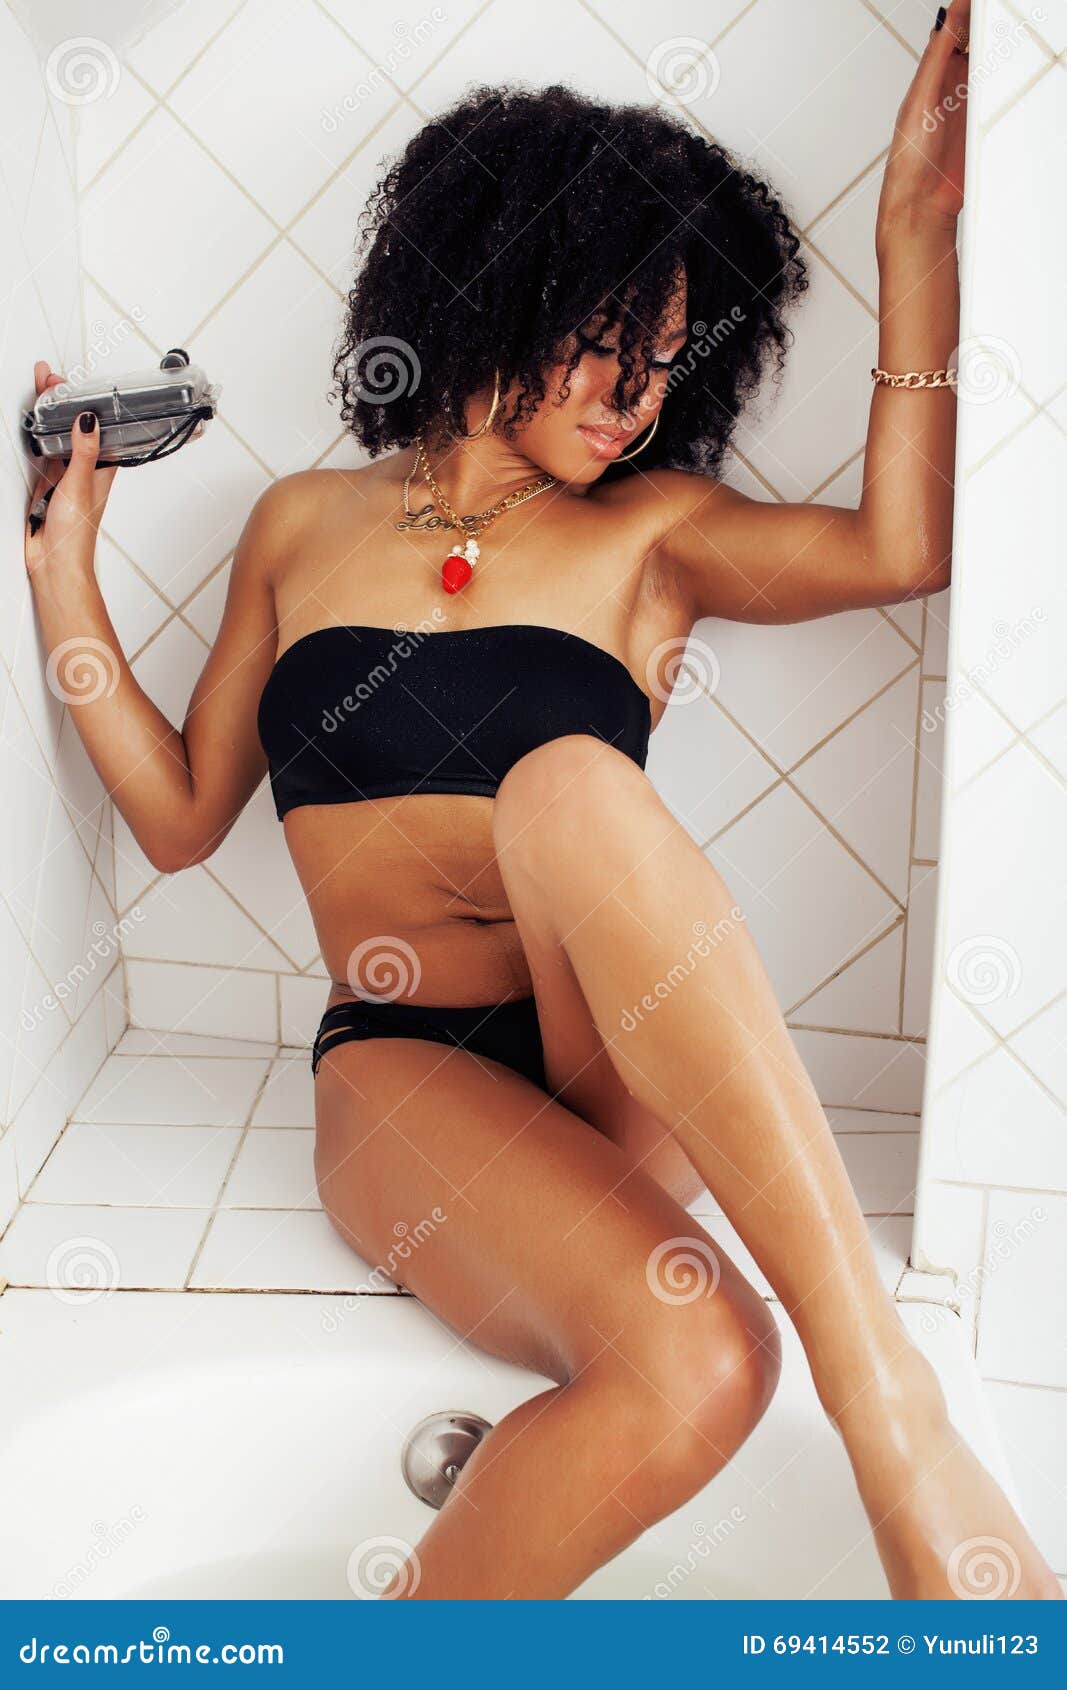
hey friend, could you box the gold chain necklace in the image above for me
[397,435,557,594]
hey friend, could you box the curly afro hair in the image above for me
[331,83,808,480]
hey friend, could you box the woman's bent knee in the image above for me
[493,732,650,855]
[582,1287,782,1516]
[643,1291,781,1447]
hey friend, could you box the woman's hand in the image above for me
[877,0,970,248]
[24,360,118,578]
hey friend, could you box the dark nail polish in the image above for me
[78,410,96,432]
[935,6,947,29]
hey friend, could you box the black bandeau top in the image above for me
[256,623,652,820]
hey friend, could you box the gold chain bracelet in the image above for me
[871,366,958,389]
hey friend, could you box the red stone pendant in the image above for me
[441,552,473,594]
[441,537,480,594]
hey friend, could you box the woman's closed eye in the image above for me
[585,342,684,370]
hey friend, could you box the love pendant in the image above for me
[441,536,480,594]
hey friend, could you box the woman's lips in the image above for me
[578,423,627,459]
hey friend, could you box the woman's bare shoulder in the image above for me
[249,462,389,557]
[268,461,386,509]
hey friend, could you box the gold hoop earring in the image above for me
[454,370,502,441]
[614,411,659,461]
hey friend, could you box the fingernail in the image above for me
[78,410,96,433]
[935,6,947,29]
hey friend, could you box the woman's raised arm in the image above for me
[637,1,968,626]
[25,360,296,873]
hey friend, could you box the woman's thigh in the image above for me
[312,1035,767,1386]
[523,930,705,1210]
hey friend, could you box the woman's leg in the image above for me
[492,733,1061,1601]
[314,1033,781,1600]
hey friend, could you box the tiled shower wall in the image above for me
[0,7,125,1232]
[911,0,1067,1570]
[58,0,953,1124]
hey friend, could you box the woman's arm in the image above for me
[25,361,299,873]
[644,0,969,625]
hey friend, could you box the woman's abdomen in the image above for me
[282,795,533,1008]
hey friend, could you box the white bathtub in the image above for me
[0,1289,1010,1600]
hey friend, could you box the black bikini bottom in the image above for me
[311,993,546,1089]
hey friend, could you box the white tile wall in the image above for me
[913,0,1067,1572]
[0,5,120,1232]
[22,0,948,1127]
[0,4,1028,1152]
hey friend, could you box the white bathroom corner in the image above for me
[1,0,1064,1601]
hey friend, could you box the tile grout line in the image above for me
[182,1048,280,1291]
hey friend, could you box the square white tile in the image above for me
[901,862,938,1039]
[79,106,275,349]
[0,1204,208,1290]
[252,1056,315,1128]
[30,1122,241,1208]
[923,1043,1067,1191]
[280,975,328,1048]
[977,1190,1067,1390]
[0,1129,18,1234]
[75,1055,269,1127]
[116,1029,277,1059]
[836,1130,919,1218]
[825,1108,920,1134]
[957,415,1066,733]
[938,740,1067,1038]
[221,1129,320,1210]
[790,1029,926,1114]
[167,0,401,226]
[189,1208,375,1290]
[127,961,278,1043]
[983,1377,1067,1574]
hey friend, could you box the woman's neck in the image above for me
[415,427,553,514]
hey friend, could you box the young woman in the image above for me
[25,1,1061,1601]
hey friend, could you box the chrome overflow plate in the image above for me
[401,1411,493,1509]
